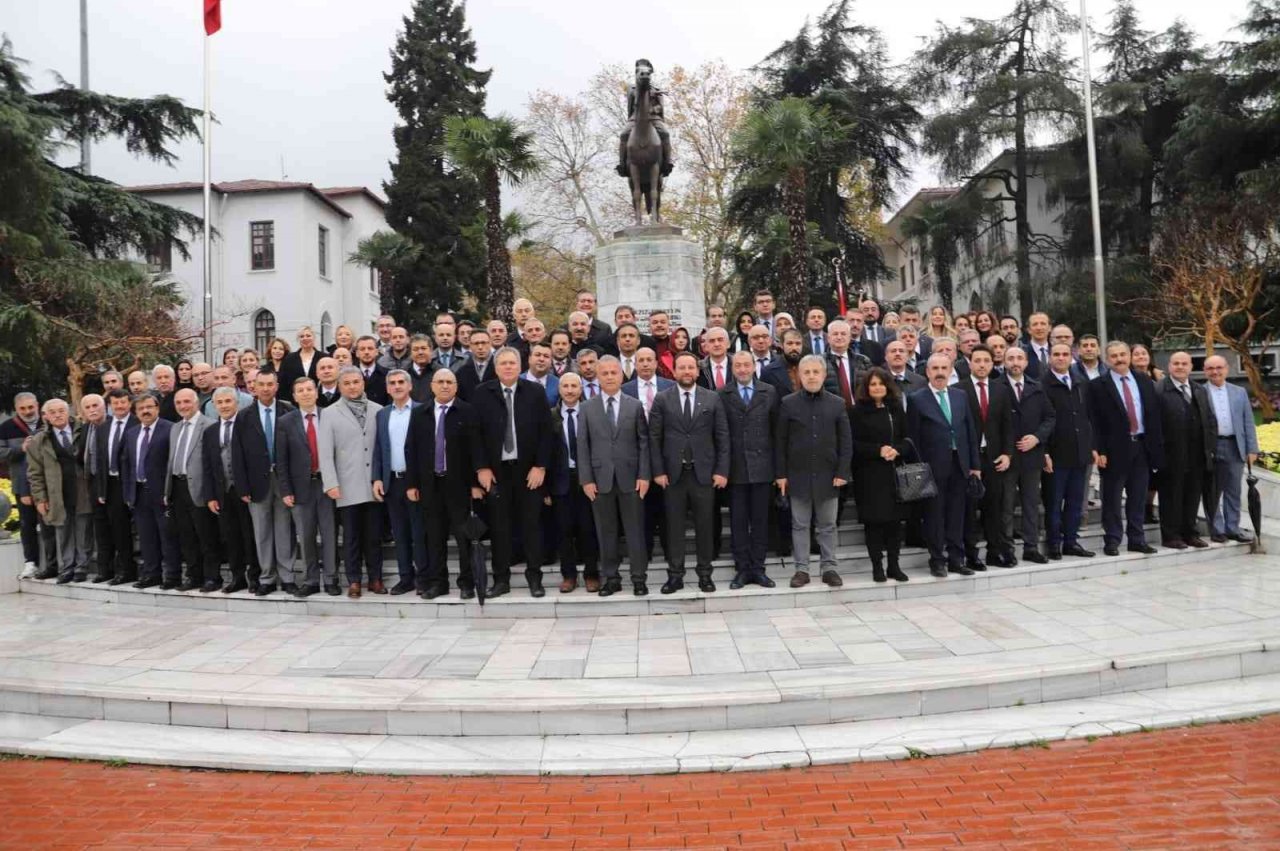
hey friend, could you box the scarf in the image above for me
[343,396,369,429]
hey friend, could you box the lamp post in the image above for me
[1080,0,1108,343]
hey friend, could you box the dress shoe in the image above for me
[753,573,776,588]
[487,581,510,598]
[948,564,974,576]
[1022,550,1048,565]
[35,568,57,581]
[660,577,684,595]
[459,586,476,600]
[1063,544,1095,558]
[91,573,114,584]
[887,566,909,582]
[133,578,159,589]
[633,583,649,597]
[1046,546,1062,561]
[966,558,986,572]
[1103,544,1120,556]
[200,581,221,593]
[178,580,202,592]
[559,578,577,593]
[324,583,342,596]
[222,579,248,594]
[248,581,260,594]
[421,585,448,600]
[789,571,810,588]
[529,581,546,598]
[55,574,74,585]
[729,572,746,590]
[1128,543,1158,554]
[928,560,948,578]
[598,579,622,597]
[108,575,134,587]
[698,577,716,593]
[255,583,277,596]
[1227,531,1254,543]
[1162,539,1188,550]
[73,573,88,583]
[347,582,362,599]
[160,581,179,591]
[821,570,843,587]
[1210,534,1227,543]
[872,565,887,583]
[294,584,319,598]
[282,582,298,595]
[389,581,416,596]
[368,579,387,595]
[1186,537,1209,549]
[585,577,601,593]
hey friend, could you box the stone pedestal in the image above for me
[596,226,705,335]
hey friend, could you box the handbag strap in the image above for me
[897,437,924,465]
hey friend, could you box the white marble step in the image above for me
[18,537,1248,618]
[2,674,1276,775]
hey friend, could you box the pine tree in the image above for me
[383,0,490,325]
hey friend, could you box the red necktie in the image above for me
[978,380,989,421]
[714,363,724,389]
[838,358,853,407]
[1121,376,1140,434]
[306,413,319,473]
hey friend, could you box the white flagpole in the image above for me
[202,29,213,363]
[1080,0,1107,344]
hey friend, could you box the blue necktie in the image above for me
[263,406,274,464]
[135,425,151,483]
[741,385,751,405]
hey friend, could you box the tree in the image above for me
[0,38,202,403]
[348,231,423,317]
[383,0,490,323]
[913,0,1080,321]
[900,195,990,313]
[443,115,539,323]
[731,97,843,318]
[522,90,615,248]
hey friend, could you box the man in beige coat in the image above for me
[26,399,92,583]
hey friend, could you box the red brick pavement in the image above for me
[2,716,1279,850]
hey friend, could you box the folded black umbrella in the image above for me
[1247,461,1264,554]
[966,473,986,501]
[462,502,489,606]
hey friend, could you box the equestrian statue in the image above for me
[616,58,674,226]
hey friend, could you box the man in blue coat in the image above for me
[120,392,179,588]
[372,369,425,594]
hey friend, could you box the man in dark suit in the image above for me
[896,325,931,373]
[405,368,488,599]
[164,389,220,592]
[844,311,884,367]
[722,350,778,589]
[622,348,673,559]
[276,378,339,597]
[546,373,600,593]
[1044,343,1096,559]
[120,392,179,589]
[776,354,853,588]
[860,298,896,347]
[960,345,1014,570]
[406,334,438,403]
[825,319,872,409]
[453,327,497,401]
[94,388,137,584]
[761,330,808,397]
[201,387,256,592]
[372,370,425,595]
[314,357,342,408]
[576,289,615,352]
[907,353,982,578]
[696,327,732,391]
[1021,311,1053,380]
[801,307,828,356]
[884,341,927,402]
[232,371,296,595]
[649,352,730,594]
[1088,340,1165,556]
[1001,347,1056,564]
[353,335,390,405]
[472,347,554,598]
[1157,351,1216,549]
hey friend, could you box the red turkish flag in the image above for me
[204,0,221,35]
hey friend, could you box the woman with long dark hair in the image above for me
[730,311,755,353]
[849,368,911,582]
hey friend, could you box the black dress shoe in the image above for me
[633,583,649,596]
[177,580,202,592]
[1002,551,1019,567]
[1103,544,1120,556]
[324,583,342,596]
[929,561,948,578]
[294,584,320,598]
[35,568,57,581]
[887,566,909,582]
[73,573,88,583]
[222,579,248,594]
[599,579,622,597]
[1022,550,1048,564]
[459,586,476,600]
[948,564,974,576]
[281,583,298,595]
[133,578,159,589]
[1210,534,1228,543]
[1162,539,1188,550]
[1046,547,1062,561]
[966,558,986,572]
[389,581,416,596]
[729,573,746,590]
[529,582,546,598]
[200,581,221,593]
[698,577,716,593]
[1063,544,1095,558]
[753,573,776,588]
[55,575,74,585]
[487,582,510,599]
[660,577,684,594]
[91,574,114,584]
[248,581,260,594]
[160,581,179,591]
[254,583,277,596]
[1128,543,1158,554]
[421,585,448,600]
[108,575,134,586]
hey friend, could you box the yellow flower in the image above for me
[1256,423,1280,471]
[0,477,17,531]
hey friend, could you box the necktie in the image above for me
[977,380,989,421]
[756,358,766,377]
[263,406,275,464]
[714,363,724,389]
[1121,376,1140,434]
[813,335,823,354]
[136,425,151,482]
[441,353,451,369]
[838,357,853,407]
[503,388,516,453]
[364,367,372,379]
[625,358,633,379]
[110,419,124,474]
[607,396,617,429]
[936,390,952,424]
[852,340,862,356]
[1039,346,1048,365]
[434,406,447,473]
[84,424,96,468]
[587,382,598,399]
[1181,383,1191,404]
[644,381,655,413]
[1061,375,1071,390]
[172,420,189,475]
[1014,381,1023,402]
[683,391,693,424]
[222,420,232,448]
[741,385,752,405]
[306,413,319,473]
[60,429,71,450]
[566,408,577,466]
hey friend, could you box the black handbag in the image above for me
[894,437,939,503]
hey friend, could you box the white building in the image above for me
[128,179,389,357]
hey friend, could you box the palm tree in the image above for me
[900,197,988,313]
[348,230,422,317]
[442,115,538,322]
[732,97,841,318]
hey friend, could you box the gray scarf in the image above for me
[343,396,369,429]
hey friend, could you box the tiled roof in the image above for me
[127,179,356,218]
[317,186,387,208]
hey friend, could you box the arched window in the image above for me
[320,312,333,349]
[253,309,276,354]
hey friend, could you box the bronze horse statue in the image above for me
[621,62,667,226]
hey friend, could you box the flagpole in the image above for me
[1080,0,1107,344]
[79,0,90,174]
[202,29,213,363]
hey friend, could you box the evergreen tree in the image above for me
[383,0,490,325]
[912,0,1080,321]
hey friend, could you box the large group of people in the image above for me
[0,290,1259,601]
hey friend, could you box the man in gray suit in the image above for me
[650,351,730,593]
[318,367,384,597]
[164,389,219,592]
[232,372,296,596]
[1203,355,1260,542]
[278,378,339,597]
[577,355,651,596]
[776,354,853,588]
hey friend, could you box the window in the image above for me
[318,225,329,277]
[253,309,276,354]
[146,240,172,273]
[250,221,275,270]
[370,266,380,294]
[320,312,333,349]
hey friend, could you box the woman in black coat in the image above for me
[850,367,911,582]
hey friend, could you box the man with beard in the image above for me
[761,329,806,396]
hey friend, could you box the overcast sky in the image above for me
[7,0,1251,213]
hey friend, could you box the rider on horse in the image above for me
[617,58,674,178]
